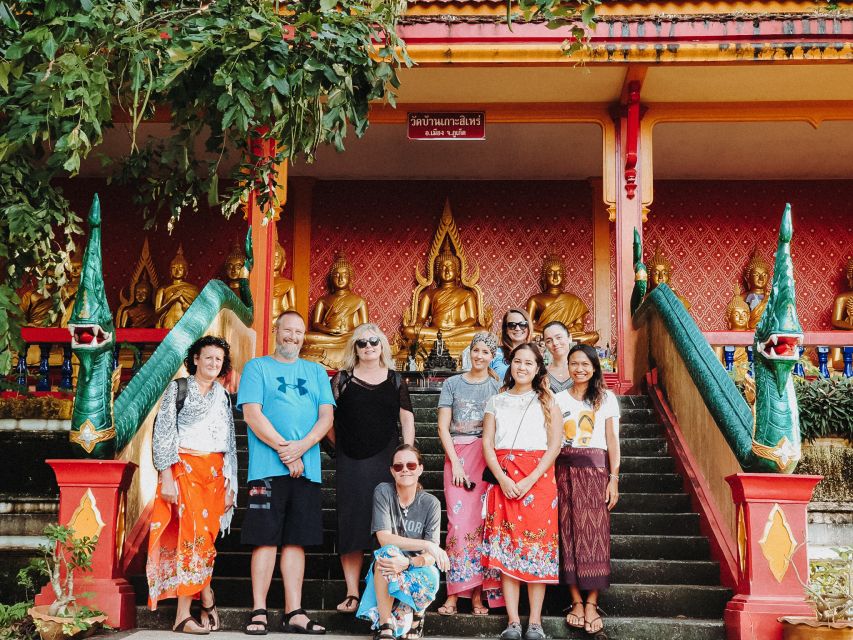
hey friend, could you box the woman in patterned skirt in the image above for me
[147,336,238,635]
[436,332,502,616]
[481,343,562,640]
[554,344,621,639]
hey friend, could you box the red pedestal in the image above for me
[724,473,822,640]
[35,460,137,630]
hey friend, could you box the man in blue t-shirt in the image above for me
[237,310,335,635]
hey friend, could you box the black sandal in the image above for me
[201,591,220,631]
[404,613,425,640]
[282,608,326,635]
[375,622,395,640]
[245,608,268,636]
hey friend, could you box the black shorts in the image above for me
[240,476,323,548]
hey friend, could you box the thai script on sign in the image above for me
[407,112,486,140]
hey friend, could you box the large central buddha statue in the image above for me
[743,247,771,330]
[154,245,200,329]
[525,252,599,346]
[302,252,369,368]
[648,245,691,310]
[400,202,490,361]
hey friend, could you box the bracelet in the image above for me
[609,473,619,481]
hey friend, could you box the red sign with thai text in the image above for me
[407,112,485,140]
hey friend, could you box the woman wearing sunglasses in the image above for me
[357,444,449,640]
[492,309,533,381]
[542,321,574,393]
[481,343,562,640]
[435,332,503,618]
[329,324,416,614]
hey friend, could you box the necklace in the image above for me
[398,493,415,517]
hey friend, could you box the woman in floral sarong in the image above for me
[357,445,450,640]
[437,332,502,616]
[147,336,237,635]
[481,343,562,640]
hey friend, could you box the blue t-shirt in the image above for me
[237,356,335,484]
[491,347,509,382]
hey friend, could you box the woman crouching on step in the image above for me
[356,444,450,640]
[555,344,621,640]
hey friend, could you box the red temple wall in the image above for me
[645,180,853,332]
[308,180,597,343]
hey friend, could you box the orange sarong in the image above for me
[147,451,226,609]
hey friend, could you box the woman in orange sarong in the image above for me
[147,336,237,635]
[481,343,562,640]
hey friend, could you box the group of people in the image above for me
[145,308,621,640]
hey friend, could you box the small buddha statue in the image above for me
[271,242,296,324]
[116,275,157,328]
[59,255,83,327]
[647,245,691,310]
[743,247,771,330]
[19,277,56,327]
[525,252,599,345]
[722,285,750,370]
[401,240,485,349]
[831,256,853,331]
[223,243,247,295]
[302,252,369,367]
[154,246,200,329]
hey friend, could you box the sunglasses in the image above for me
[391,462,419,472]
[506,321,529,330]
[355,337,381,348]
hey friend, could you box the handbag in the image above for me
[482,395,535,485]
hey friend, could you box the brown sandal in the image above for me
[336,594,360,613]
[174,616,210,635]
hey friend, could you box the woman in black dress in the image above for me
[330,323,415,613]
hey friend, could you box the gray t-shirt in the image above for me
[371,482,441,556]
[438,374,500,437]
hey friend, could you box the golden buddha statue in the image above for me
[116,238,159,328]
[271,242,296,324]
[831,256,853,331]
[400,201,491,361]
[719,285,750,370]
[20,275,56,327]
[525,252,599,345]
[223,243,247,295]
[154,245,199,329]
[59,255,83,327]
[647,245,691,310]
[302,252,369,368]
[743,247,771,330]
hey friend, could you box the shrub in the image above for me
[795,377,853,442]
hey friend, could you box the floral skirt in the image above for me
[482,449,559,586]
[444,438,504,607]
[356,545,440,637]
[146,452,226,609]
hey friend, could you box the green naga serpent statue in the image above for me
[634,205,802,473]
[68,195,253,458]
[749,203,803,472]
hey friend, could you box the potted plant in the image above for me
[781,547,853,639]
[25,525,106,640]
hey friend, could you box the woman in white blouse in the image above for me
[147,336,237,635]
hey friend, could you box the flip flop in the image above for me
[472,605,489,616]
[336,594,360,613]
[437,604,457,616]
[564,601,585,629]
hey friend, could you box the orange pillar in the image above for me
[247,135,287,357]
[612,83,645,393]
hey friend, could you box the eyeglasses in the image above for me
[391,462,419,472]
[355,337,381,348]
[506,321,529,330]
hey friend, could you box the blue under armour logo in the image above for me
[277,377,308,396]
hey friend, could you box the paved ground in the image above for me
[112,634,373,640]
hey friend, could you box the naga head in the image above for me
[68,195,115,376]
[754,204,803,396]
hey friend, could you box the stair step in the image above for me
[0,432,70,495]
[609,512,700,535]
[0,512,56,536]
[130,577,727,618]
[136,607,724,639]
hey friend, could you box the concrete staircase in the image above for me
[133,390,728,639]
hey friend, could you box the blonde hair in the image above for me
[341,323,395,371]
